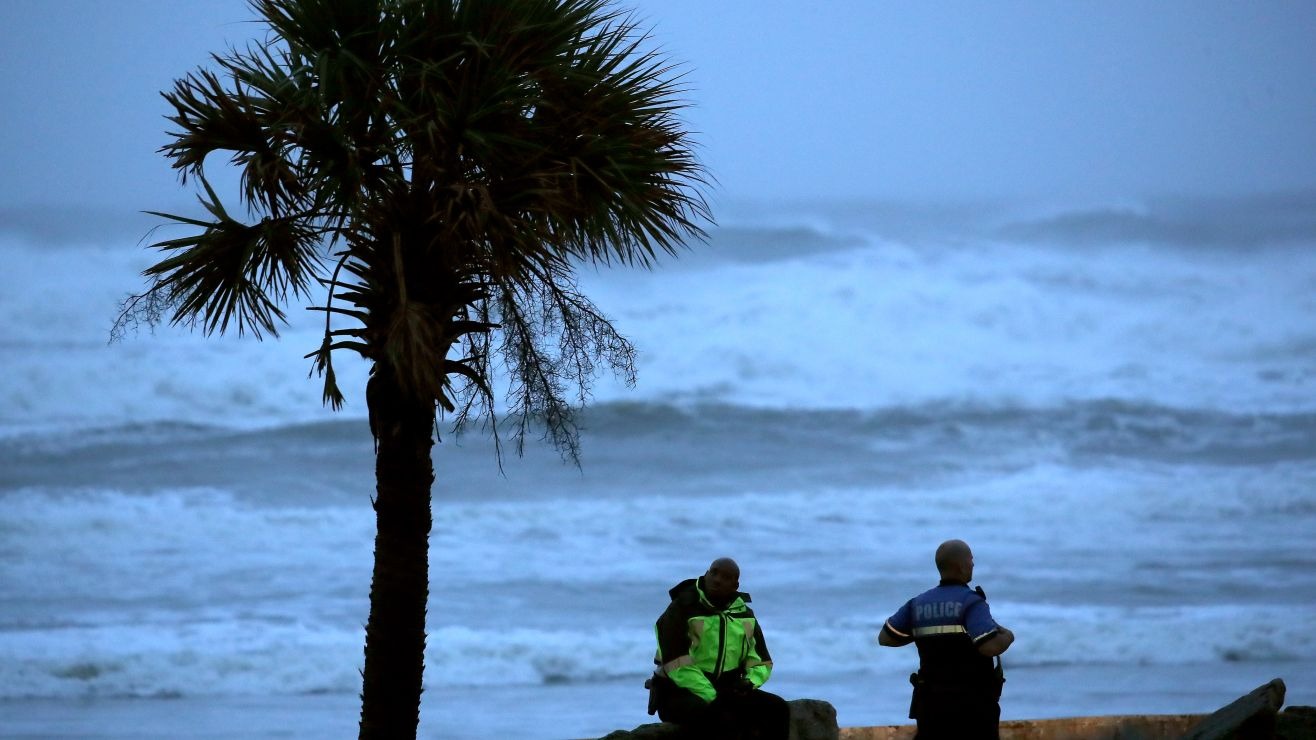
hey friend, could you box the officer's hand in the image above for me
[733,677,756,695]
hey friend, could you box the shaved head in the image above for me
[703,557,741,606]
[710,557,740,577]
[935,539,974,582]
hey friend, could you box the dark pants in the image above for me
[657,685,790,740]
[911,684,1000,740]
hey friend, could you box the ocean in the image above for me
[1,195,1315,738]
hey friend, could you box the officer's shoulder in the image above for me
[962,587,987,606]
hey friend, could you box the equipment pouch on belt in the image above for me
[977,585,1008,701]
[908,672,921,719]
[991,657,1005,701]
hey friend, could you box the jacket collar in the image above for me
[669,576,751,610]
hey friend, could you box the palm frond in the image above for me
[141,177,325,338]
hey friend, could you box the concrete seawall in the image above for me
[598,679,1308,739]
[839,713,1204,739]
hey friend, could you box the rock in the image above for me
[1181,678,1286,740]
[789,698,840,740]
[595,698,839,740]
[1277,705,1316,740]
[595,724,683,740]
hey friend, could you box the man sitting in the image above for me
[649,557,790,740]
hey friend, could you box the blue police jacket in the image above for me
[885,581,1001,687]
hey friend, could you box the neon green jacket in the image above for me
[653,576,774,702]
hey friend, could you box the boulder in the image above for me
[789,698,840,740]
[595,698,839,740]
[1181,678,1286,740]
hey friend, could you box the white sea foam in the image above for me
[3,208,1315,438]
[2,456,1313,700]
[3,201,1315,717]
[0,236,374,437]
[578,234,1316,414]
[2,600,1312,700]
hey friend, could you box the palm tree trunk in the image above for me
[359,369,435,740]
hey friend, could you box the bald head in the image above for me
[709,557,740,576]
[935,539,974,583]
[703,557,741,606]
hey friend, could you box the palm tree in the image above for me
[113,1,708,737]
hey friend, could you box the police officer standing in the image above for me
[878,539,1015,739]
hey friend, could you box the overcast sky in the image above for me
[2,0,1314,213]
